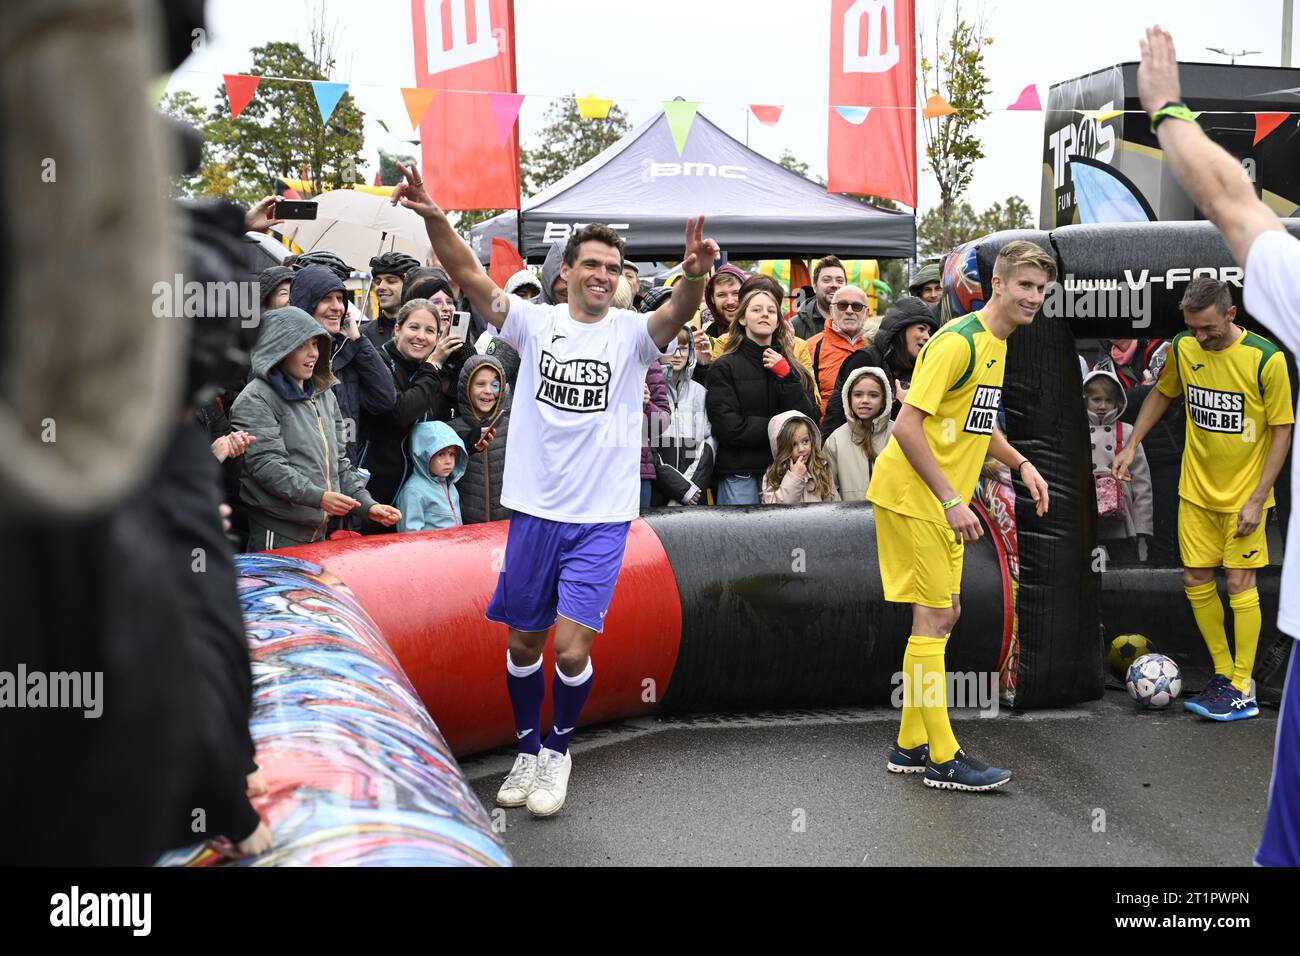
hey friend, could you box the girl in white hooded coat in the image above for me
[823,366,894,503]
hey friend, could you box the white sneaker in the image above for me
[525,747,572,817]
[496,752,538,807]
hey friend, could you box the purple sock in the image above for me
[505,651,545,756]
[543,660,594,755]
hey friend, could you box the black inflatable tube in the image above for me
[643,502,1006,714]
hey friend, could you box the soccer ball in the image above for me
[1126,654,1183,709]
[1107,633,1154,678]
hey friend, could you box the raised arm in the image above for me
[646,217,720,349]
[390,162,506,328]
[1138,26,1284,266]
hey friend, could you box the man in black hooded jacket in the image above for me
[821,298,938,438]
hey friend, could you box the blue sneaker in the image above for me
[886,742,929,774]
[924,749,1012,792]
[1183,674,1233,717]
[1198,685,1260,721]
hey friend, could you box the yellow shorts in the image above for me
[874,505,964,608]
[1178,498,1270,569]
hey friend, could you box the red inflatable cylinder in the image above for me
[285,520,682,755]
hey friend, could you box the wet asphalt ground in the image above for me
[460,688,1278,866]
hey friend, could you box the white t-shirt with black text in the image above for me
[495,296,674,523]
[1244,228,1300,638]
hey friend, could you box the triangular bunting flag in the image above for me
[834,106,871,125]
[223,74,261,120]
[922,94,956,119]
[750,104,783,126]
[1254,112,1289,145]
[311,81,349,124]
[576,92,613,119]
[489,238,527,288]
[488,92,525,145]
[150,74,171,107]
[1007,84,1041,111]
[663,100,700,156]
[401,87,437,130]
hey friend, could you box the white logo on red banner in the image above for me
[844,0,900,74]
[424,0,499,75]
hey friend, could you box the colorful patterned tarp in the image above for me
[160,553,510,867]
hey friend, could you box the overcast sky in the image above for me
[168,0,1298,217]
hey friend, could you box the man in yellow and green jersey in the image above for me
[1115,277,1293,722]
[868,240,1053,792]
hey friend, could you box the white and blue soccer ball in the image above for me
[1126,653,1182,709]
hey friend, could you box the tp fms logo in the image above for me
[1048,103,1117,188]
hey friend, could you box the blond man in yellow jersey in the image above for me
[868,241,1052,792]
[1114,278,1293,721]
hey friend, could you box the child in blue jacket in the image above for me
[395,420,468,531]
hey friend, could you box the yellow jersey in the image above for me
[868,311,1007,525]
[1156,326,1294,512]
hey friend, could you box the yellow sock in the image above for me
[1229,589,1261,694]
[897,633,949,750]
[898,635,959,763]
[1185,581,1233,678]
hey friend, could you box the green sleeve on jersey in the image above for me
[907,330,973,416]
[1259,348,1296,426]
[1156,331,1188,398]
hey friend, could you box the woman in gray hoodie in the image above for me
[230,307,401,549]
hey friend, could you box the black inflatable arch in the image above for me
[965,220,1299,707]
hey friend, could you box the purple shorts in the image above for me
[485,512,631,634]
[1257,644,1300,866]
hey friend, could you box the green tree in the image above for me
[918,1,993,254]
[159,89,209,199]
[522,97,631,197]
[378,148,417,186]
[917,195,1033,258]
[197,40,366,206]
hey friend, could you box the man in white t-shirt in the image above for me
[1137,25,1300,865]
[392,163,719,816]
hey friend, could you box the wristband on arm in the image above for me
[767,356,791,378]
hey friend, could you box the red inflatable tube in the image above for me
[284,519,682,755]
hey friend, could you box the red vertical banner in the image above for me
[411,0,520,210]
[827,0,916,207]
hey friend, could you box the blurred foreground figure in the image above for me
[0,0,268,864]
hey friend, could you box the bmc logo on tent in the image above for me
[542,222,631,244]
[644,161,748,181]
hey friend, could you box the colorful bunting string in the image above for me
[488,92,525,145]
[663,100,700,155]
[833,106,871,125]
[401,87,438,129]
[922,94,956,119]
[576,92,614,119]
[311,81,349,124]
[749,104,784,126]
[222,74,261,120]
[1007,84,1041,111]
[1254,112,1290,145]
